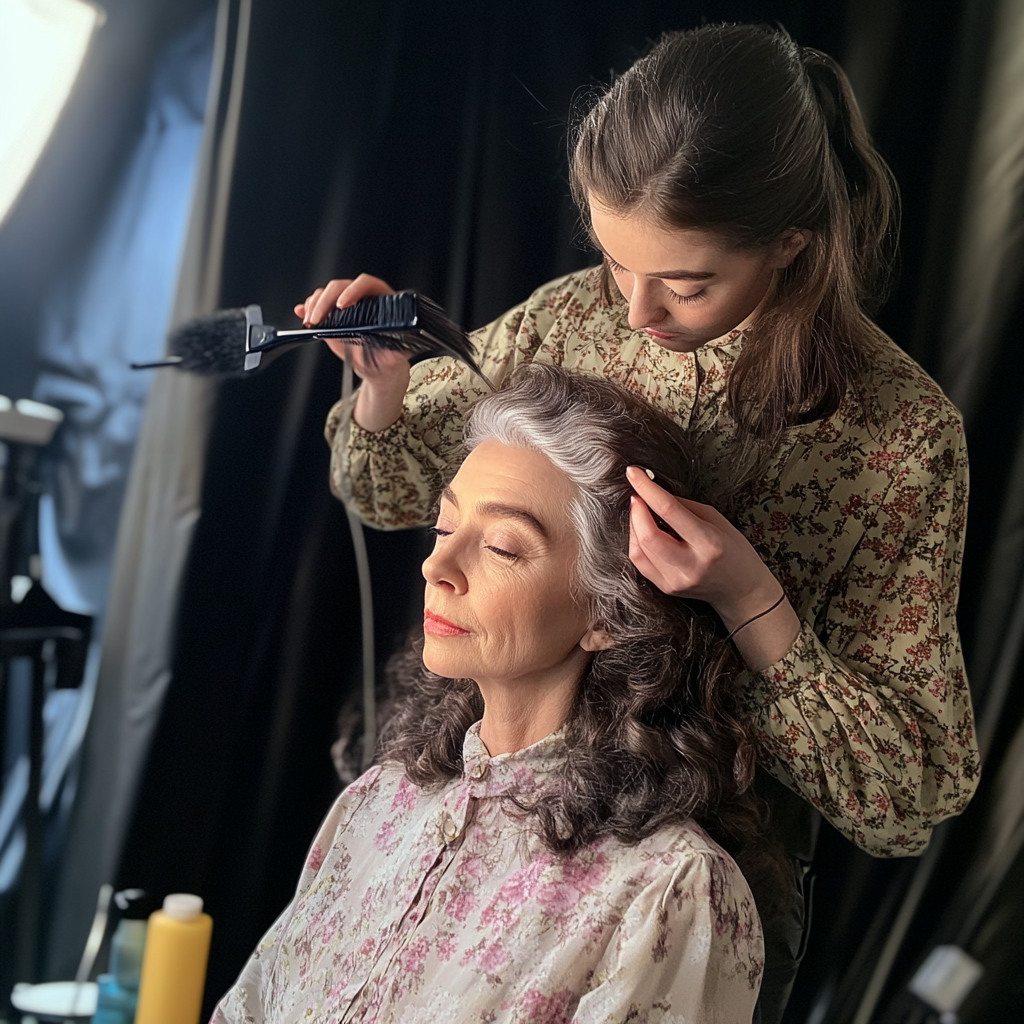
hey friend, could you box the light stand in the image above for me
[1,398,93,986]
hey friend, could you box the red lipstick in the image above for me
[644,327,677,341]
[424,609,469,636]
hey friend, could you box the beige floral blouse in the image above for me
[212,725,762,1024]
[326,268,979,858]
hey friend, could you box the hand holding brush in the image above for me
[296,274,413,432]
[132,275,491,398]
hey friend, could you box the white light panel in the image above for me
[0,0,103,227]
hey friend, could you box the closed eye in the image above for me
[486,546,519,561]
[605,254,708,304]
[669,289,708,305]
[430,527,518,561]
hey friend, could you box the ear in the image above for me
[767,228,813,269]
[579,626,615,652]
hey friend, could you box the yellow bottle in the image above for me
[134,894,213,1024]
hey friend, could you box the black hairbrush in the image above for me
[132,291,492,384]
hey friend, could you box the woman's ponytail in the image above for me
[802,48,899,311]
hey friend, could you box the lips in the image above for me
[644,327,678,341]
[424,609,470,637]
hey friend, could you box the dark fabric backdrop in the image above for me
[66,0,1021,1019]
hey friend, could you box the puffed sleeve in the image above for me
[739,409,979,856]
[573,850,763,1024]
[210,767,382,1023]
[323,272,586,529]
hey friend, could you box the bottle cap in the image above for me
[162,894,204,920]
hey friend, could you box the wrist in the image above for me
[715,578,786,635]
[729,598,801,673]
[353,372,409,432]
[726,592,786,640]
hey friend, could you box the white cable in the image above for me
[339,357,376,772]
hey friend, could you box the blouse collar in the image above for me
[460,721,565,797]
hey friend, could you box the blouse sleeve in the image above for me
[209,767,382,1024]
[738,412,979,857]
[572,849,762,1024]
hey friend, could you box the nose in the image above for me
[626,276,670,331]
[422,540,468,595]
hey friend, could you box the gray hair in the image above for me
[463,362,698,632]
[385,363,776,888]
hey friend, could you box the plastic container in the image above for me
[91,918,148,1024]
[93,973,140,1024]
[134,895,213,1024]
[110,918,148,986]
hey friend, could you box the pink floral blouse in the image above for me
[212,724,763,1024]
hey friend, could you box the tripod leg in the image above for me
[14,646,47,983]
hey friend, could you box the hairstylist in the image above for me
[302,23,978,1021]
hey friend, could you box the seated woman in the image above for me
[213,364,776,1024]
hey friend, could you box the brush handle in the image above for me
[246,333,447,366]
[131,357,183,370]
[249,327,443,360]
[244,299,491,384]
[241,333,431,374]
[248,326,424,350]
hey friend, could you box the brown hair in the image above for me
[379,364,787,913]
[570,23,898,446]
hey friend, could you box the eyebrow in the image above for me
[591,238,716,282]
[441,486,549,538]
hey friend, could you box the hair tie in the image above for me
[726,592,787,641]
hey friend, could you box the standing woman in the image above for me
[302,23,978,1021]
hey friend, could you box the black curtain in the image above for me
[102,0,1024,1019]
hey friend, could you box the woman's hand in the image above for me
[295,274,411,431]
[625,465,800,670]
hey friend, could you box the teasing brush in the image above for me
[132,291,492,385]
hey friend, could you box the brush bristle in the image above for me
[318,292,490,383]
[168,308,248,375]
[321,292,419,332]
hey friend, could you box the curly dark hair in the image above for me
[375,363,788,914]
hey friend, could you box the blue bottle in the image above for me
[91,919,147,1024]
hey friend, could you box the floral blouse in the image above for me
[325,268,979,858]
[212,724,763,1024]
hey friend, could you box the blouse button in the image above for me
[442,815,459,843]
[469,762,488,781]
